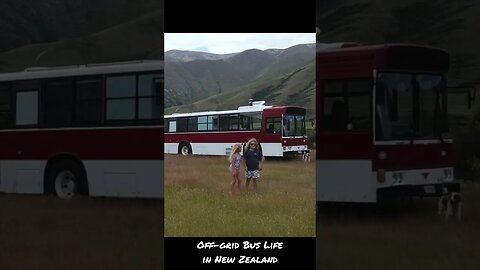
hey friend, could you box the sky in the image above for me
[164,33,316,54]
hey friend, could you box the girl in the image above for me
[228,143,243,196]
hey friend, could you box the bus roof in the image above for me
[316,42,362,52]
[0,60,164,82]
[316,43,447,54]
[165,101,272,118]
[165,101,305,118]
[316,43,449,73]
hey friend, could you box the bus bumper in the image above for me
[377,182,460,200]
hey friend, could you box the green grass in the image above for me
[0,195,163,270]
[316,181,480,270]
[164,154,316,237]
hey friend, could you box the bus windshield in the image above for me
[282,114,306,137]
[375,72,447,141]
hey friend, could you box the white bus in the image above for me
[0,60,164,199]
[164,100,308,157]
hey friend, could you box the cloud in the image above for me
[165,33,315,54]
[191,46,210,53]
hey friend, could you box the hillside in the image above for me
[165,59,315,121]
[165,50,236,62]
[164,44,315,108]
[0,0,162,54]
[0,9,164,73]
[316,0,480,88]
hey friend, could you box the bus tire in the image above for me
[179,143,192,156]
[48,160,85,199]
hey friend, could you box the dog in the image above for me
[302,150,311,162]
[438,191,462,222]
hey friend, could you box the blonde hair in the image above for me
[228,143,242,162]
[245,138,260,151]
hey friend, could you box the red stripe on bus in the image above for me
[0,127,164,160]
[316,133,373,159]
[372,143,454,171]
[316,131,453,170]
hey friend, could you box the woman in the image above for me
[242,138,265,190]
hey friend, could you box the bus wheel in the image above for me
[50,160,84,199]
[179,143,192,156]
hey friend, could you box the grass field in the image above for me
[0,195,163,270]
[316,180,480,270]
[164,154,316,237]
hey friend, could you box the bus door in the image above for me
[317,79,375,202]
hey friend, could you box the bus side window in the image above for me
[324,79,371,132]
[240,115,250,130]
[330,100,349,131]
[0,88,12,128]
[16,90,39,126]
[267,123,275,133]
[266,117,281,134]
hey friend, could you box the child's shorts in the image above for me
[246,170,260,179]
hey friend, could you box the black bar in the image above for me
[165,237,315,269]
[165,0,315,33]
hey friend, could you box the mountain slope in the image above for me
[164,44,315,108]
[316,0,480,88]
[0,0,162,53]
[165,50,236,62]
[0,9,164,72]
[165,60,316,121]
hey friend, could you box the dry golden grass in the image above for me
[0,195,163,270]
[316,181,480,270]
[164,154,316,237]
